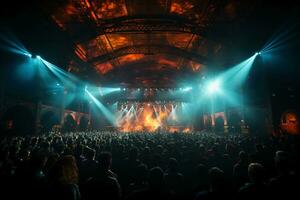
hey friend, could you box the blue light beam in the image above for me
[86,89,115,125]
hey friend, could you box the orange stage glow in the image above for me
[117,103,192,133]
[117,104,170,132]
[168,127,192,133]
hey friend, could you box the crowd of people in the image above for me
[0,131,299,200]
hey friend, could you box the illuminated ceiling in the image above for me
[46,0,254,87]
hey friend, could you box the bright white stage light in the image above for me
[207,79,220,94]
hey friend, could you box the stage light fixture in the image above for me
[207,79,220,94]
[182,87,192,92]
[25,53,32,58]
[254,52,261,56]
[36,55,41,59]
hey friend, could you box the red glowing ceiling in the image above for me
[47,0,246,86]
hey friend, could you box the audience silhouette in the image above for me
[0,131,299,200]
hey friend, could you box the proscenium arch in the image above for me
[88,45,209,65]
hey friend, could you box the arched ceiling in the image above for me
[44,0,256,87]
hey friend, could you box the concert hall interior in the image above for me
[0,1,300,200]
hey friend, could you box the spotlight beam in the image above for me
[261,21,298,53]
[40,58,78,86]
[86,89,115,125]
[98,87,121,96]
[0,34,30,56]
[218,53,257,88]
